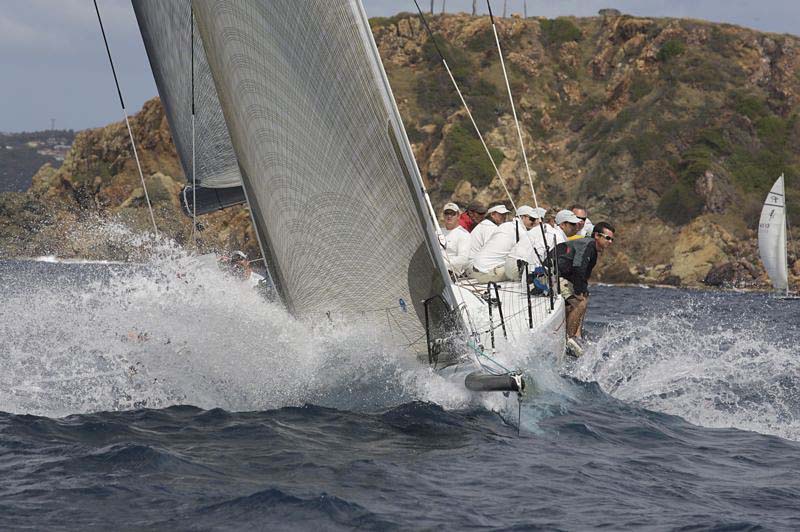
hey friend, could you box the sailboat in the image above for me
[758,174,798,299]
[132,0,565,396]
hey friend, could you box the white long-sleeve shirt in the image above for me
[579,217,595,237]
[441,225,470,275]
[509,225,556,268]
[471,221,517,272]
[552,224,568,244]
[469,219,498,258]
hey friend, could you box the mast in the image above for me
[783,173,790,296]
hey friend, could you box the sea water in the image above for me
[2,234,800,529]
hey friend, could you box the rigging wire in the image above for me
[486,1,555,299]
[486,1,540,212]
[93,0,158,238]
[412,0,517,212]
[191,3,197,248]
[413,0,555,304]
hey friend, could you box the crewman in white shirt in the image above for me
[505,206,552,280]
[571,205,594,237]
[440,202,470,276]
[469,204,508,258]
[468,205,515,282]
[553,209,581,244]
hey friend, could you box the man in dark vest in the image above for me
[556,222,616,356]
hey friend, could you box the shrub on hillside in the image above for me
[539,18,581,47]
[657,39,685,62]
[657,182,704,225]
[441,122,505,191]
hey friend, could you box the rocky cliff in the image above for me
[0,99,258,260]
[1,11,799,290]
[371,11,800,289]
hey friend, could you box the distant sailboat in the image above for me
[758,174,798,299]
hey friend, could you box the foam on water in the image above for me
[0,224,487,417]
[570,294,800,441]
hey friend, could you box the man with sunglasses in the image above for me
[553,209,581,244]
[556,221,616,357]
[570,205,595,238]
[441,203,470,276]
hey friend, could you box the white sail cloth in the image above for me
[191,0,455,343]
[758,175,789,291]
[132,0,242,189]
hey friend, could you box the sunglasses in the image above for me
[597,234,614,242]
[576,216,587,221]
[443,211,457,216]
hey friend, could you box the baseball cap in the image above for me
[555,209,581,225]
[442,202,460,213]
[516,205,546,219]
[487,204,511,215]
[466,201,487,214]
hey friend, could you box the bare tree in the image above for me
[442,0,446,13]
[503,0,507,18]
[430,0,434,14]
[472,0,477,16]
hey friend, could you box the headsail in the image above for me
[132,0,242,191]
[192,0,457,348]
[758,175,789,292]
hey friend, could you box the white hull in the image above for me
[436,279,566,393]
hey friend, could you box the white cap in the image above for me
[487,204,510,215]
[442,202,460,213]
[555,209,581,225]
[516,205,546,219]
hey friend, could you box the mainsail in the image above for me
[191,0,456,347]
[758,175,789,292]
[132,0,246,213]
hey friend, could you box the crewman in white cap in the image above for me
[505,206,553,280]
[469,204,508,258]
[468,204,516,282]
[553,209,581,244]
[440,202,470,276]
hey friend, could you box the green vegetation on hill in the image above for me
[441,121,504,192]
[539,18,582,46]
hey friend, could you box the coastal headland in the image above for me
[1,11,798,290]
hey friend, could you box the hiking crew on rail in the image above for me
[439,201,616,357]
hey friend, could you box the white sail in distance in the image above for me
[758,175,789,292]
[192,0,457,348]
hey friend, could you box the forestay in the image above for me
[758,175,789,291]
[192,0,456,347]
[132,0,242,190]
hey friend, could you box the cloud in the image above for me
[0,12,64,51]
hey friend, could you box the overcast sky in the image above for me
[1,0,798,133]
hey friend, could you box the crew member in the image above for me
[570,204,595,239]
[225,250,253,280]
[505,206,552,279]
[468,204,512,282]
[553,209,581,244]
[441,202,470,276]
[557,222,616,356]
[459,202,487,232]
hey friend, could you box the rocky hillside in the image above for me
[1,11,799,290]
[0,99,258,260]
[372,11,800,289]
